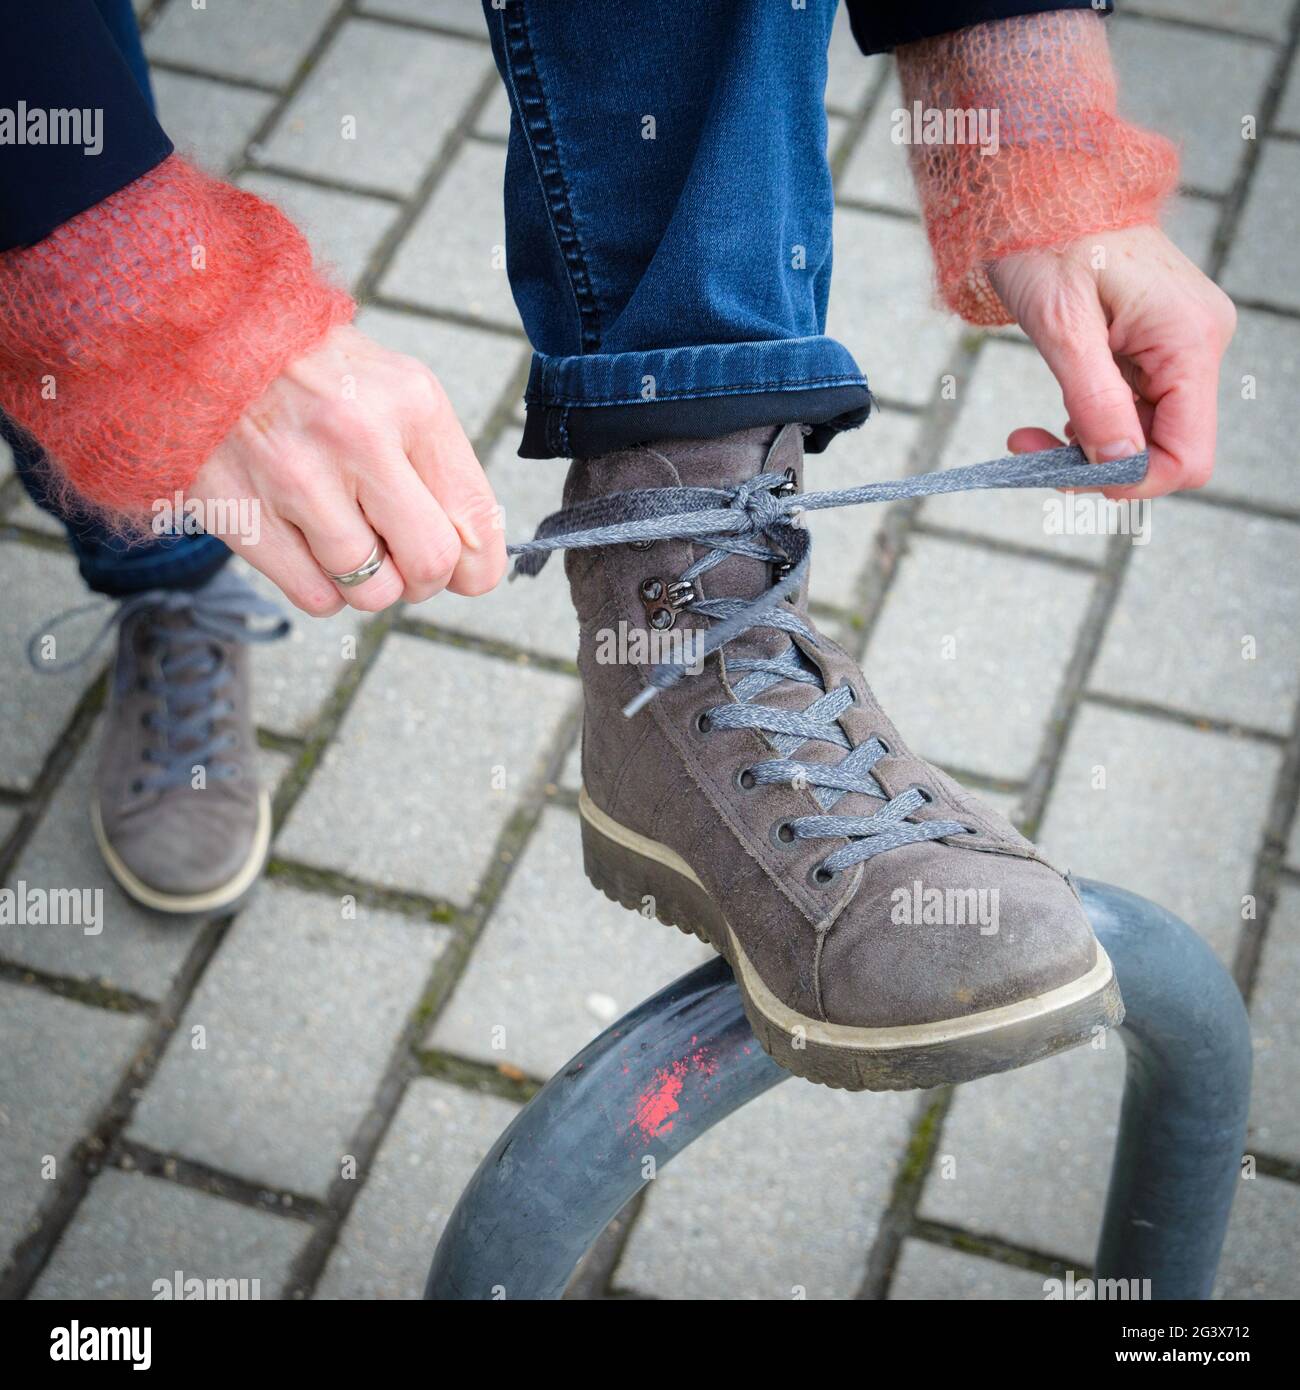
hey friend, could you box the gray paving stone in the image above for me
[828,207,962,408]
[1091,501,1300,735]
[128,882,450,1195]
[1128,0,1293,42]
[418,438,577,662]
[4,727,205,999]
[863,537,1095,780]
[1039,704,1280,965]
[278,634,574,903]
[1246,882,1300,1162]
[32,1168,310,1300]
[147,0,339,86]
[1223,141,1300,312]
[1287,813,1300,871]
[825,5,884,115]
[617,1082,914,1300]
[924,339,1106,561]
[1214,1173,1300,1299]
[1207,308,1300,511]
[151,69,275,175]
[0,981,147,1260]
[838,72,918,214]
[1163,193,1221,271]
[0,543,105,793]
[236,560,370,738]
[379,141,515,328]
[428,806,711,1075]
[359,0,488,37]
[236,172,400,290]
[355,305,526,442]
[808,405,918,610]
[3,485,68,539]
[889,1240,1049,1300]
[919,1039,1126,1264]
[476,90,511,141]
[259,19,490,196]
[0,802,21,852]
[1111,16,1274,197]
[316,1077,518,1299]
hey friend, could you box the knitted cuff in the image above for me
[896,9,1180,326]
[0,154,355,520]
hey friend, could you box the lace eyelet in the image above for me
[735,767,757,792]
[835,678,857,704]
[870,733,891,756]
[771,819,797,847]
[694,711,713,734]
[809,863,838,888]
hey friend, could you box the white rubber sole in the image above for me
[579,787,1124,1091]
[91,789,273,916]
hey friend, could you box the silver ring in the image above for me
[324,537,387,587]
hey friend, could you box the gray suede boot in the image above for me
[527,425,1123,1091]
[85,569,287,915]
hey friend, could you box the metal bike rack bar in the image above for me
[426,879,1251,1300]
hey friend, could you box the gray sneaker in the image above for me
[40,569,288,915]
[514,425,1139,1092]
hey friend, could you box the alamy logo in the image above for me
[593,621,705,674]
[891,102,1000,156]
[0,104,103,156]
[153,1269,261,1300]
[152,493,261,546]
[1043,1271,1152,1300]
[50,1323,151,1370]
[0,882,103,936]
[890,879,1000,935]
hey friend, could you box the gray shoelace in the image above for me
[28,572,288,793]
[511,443,1148,877]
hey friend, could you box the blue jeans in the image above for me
[482,0,871,460]
[8,0,229,597]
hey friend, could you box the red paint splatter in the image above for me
[630,1046,717,1142]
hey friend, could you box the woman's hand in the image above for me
[191,324,507,616]
[989,225,1237,498]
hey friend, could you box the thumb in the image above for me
[1029,314,1144,468]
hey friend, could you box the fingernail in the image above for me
[1088,439,1140,464]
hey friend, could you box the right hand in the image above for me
[191,324,507,616]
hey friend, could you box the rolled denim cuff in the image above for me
[519,335,872,459]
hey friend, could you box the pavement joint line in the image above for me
[1120,6,1289,47]
[832,197,920,224]
[565,1193,649,1300]
[348,9,492,47]
[1226,294,1300,322]
[0,961,154,1017]
[1255,1153,1300,1185]
[1081,689,1292,749]
[364,294,531,342]
[827,40,894,190]
[391,613,580,679]
[411,1048,544,1104]
[1205,0,1300,278]
[111,1139,327,1225]
[858,1088,953,1299]
[909,1217,1087,1281]
[1174,487,1300,527]
[238,162,408,206]
[262,856,460,925]
[1231,689,1300,1000]
[0,907,239,1298]
[147,57,282,96]
[907,520,1105,575]
[0,525,71,555]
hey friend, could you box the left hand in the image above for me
[988,225,1237,498]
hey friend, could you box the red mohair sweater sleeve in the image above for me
[896,9,1180,326]
[0,154,354,520]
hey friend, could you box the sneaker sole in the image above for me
[579,787,1123,1092]
[91,789,273,917]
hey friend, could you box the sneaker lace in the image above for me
[510,443,1147,877]
[27,573,288,793]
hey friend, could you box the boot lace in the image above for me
[510,443,1146,878]
[28,572,288,793]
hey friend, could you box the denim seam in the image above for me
[525,372,869,409]
[500,2,602,359]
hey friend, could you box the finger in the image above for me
[400,371,508,596]
[1006,426,1065,454]
[283,481,405,613]
[1029,314,1145,474]
[358,468,462,606]
[221,512,345,619]
[1101,372,1220,500]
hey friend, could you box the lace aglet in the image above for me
[622,685,659,719]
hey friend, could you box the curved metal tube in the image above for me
[426,879,1250,1300]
